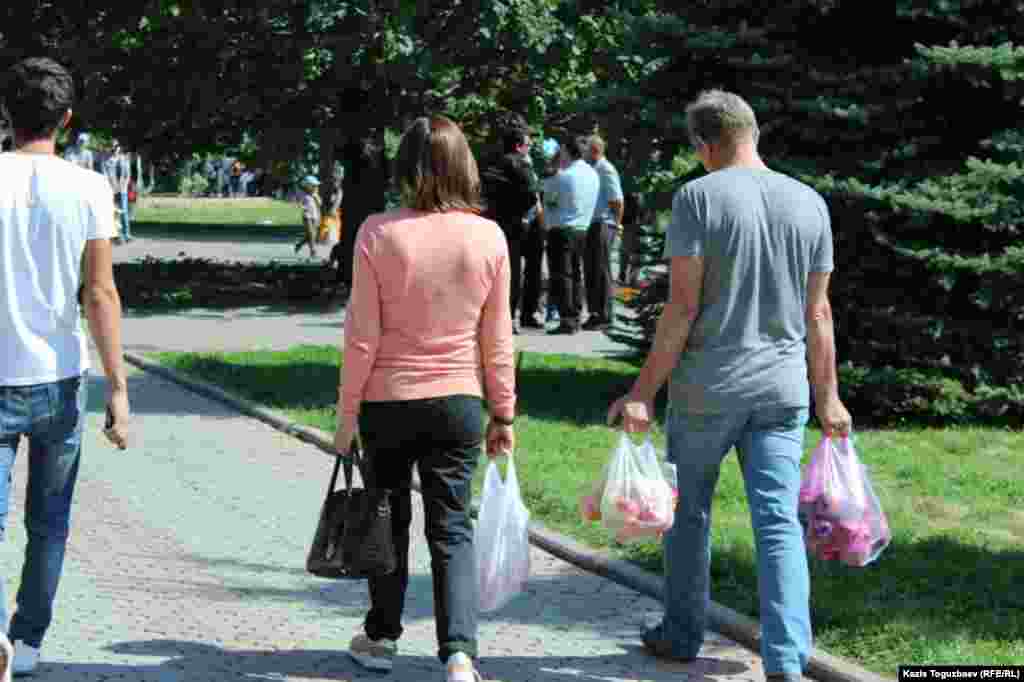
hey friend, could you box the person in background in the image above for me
[63,132,93,171]
[230,159,243,197]
[0,56,130,679]
[294,175,321,259]
[543,136,599,335]
[538,138,562,325]
[518,142,549,330]
[583,134,624,331]
[480,113,541,334]
[618,191,646,286]
[334,115,515,682]
[103,141,132,242]
[607,89,852,682]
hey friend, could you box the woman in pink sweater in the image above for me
[334,116,516,682]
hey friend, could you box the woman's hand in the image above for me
[485,421,515,459]
[334,413,359,456]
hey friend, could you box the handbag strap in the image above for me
[326,446,359,499]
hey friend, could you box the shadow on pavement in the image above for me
[30,639,751,681]
[84,373,242,419]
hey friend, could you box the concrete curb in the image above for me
[124,350,893,682]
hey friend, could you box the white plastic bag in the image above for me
[599,434,675,543]
[475,452,531,612]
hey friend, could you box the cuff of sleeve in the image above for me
[339,396,360,420]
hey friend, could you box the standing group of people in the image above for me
[202,156,258,198]
[64,132,134,242]
[481,116,631,335]
[2,55,850,682]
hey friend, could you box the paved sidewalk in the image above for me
[2,363,765,681]
[114,233,636,358]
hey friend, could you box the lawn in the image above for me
[132,197,302,240]
[151,345,1024,676]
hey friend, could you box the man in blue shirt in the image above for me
[542,136,599,334]
[584,135,625,330]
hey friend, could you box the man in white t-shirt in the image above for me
[0,57,130,678]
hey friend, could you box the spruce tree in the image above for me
[607,2,1024,425]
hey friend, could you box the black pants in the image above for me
[618,222,640,284]
[359,395,484,662]
[521,217,545,322]
[586,221,615,322]
[547,227,587,325]
[499,220,524,318]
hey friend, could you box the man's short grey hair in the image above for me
[685,90,760,148]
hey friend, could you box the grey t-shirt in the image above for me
[664,167,834,414]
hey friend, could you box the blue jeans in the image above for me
[0,375,86,648]
[116,192,131,238]
[661,406,811,675]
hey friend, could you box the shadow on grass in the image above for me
[157,351,662,428]
[516,354,667,426]
[626,529,1024,665]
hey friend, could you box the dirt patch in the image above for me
[912,497,968,527]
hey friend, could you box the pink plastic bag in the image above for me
[798,435,890,567]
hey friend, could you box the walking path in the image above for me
[6,363,762,680]
[0,231,854,680]
[115,233,634,358]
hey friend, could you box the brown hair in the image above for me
[395,116,482,213]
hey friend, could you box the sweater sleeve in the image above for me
[339,229,382,420]
[478,234,517,420]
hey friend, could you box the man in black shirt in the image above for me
[481,113,541,333]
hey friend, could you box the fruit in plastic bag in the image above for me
[579,494,602,522]
[798,435,891,567]
[597,434,676,543]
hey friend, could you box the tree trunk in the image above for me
[318,125,341,217]
[337,128,388,289]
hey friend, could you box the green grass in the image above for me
[151,346,1024,675]
[132,198,302,240]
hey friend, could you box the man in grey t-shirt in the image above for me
[607,90,851,681]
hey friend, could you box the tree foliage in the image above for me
[609,2,1024,424]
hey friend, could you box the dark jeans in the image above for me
[0,375,86,648]
[547,227,587,325]
[359,395,484,662]
[586,221,615,322]
[499,221,524,318]
[521,217,545,322]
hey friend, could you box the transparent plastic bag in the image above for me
[475,453,530,612]
[597,434,675,543]
[798,435,891,567]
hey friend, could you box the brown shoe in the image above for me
[348,633,397,672]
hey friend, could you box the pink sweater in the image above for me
[339,208,516,421]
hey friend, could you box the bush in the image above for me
[177,172,210,197]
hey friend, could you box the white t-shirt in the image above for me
[0,152,117,385]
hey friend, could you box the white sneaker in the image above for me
[445,652,482,682]
[0,636,11,682]
[12,640,39,676]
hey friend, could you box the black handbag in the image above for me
[306,445,397,579]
